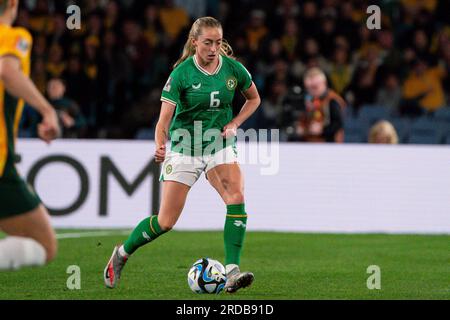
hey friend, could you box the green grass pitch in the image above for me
[0,230,448,299]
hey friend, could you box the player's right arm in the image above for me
[154,101,175,163]
[0,55,60,143]
[156,70,181,162]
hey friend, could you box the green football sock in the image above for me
[224,203,248,266]
[123,215,167,255]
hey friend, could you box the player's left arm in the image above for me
[0,55,60,143]
[222,82,261,137]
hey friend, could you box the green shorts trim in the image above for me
[0,178,41,219]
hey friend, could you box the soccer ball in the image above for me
[187,258,227,294]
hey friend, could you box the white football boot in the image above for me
[104,245,128,288]
[224,266,254,293]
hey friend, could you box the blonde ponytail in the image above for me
[220,38,234,58]
[174,38,196,69]
[173,16,234,69]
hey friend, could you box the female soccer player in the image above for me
[104,16,261,293]
[0,0,60,270]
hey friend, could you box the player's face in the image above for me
[305,75,327,97]
[194,27,223,65]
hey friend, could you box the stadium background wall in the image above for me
[16,139,450,234]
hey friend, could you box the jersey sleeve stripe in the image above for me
[160,97,177,106]
[240,81,253,93]
[0,53,22,60]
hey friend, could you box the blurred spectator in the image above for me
[259,80,287,129]
[28,0,52,35]
[245,9,268,54]
[407,29,433,62]
[336,2,358,47]
[328,46,353,95]
[401,57,446,115]
[299,1,319,39]
[122,19,151,75]
[47,78,87,138]
[31,57,47,94]
[32,35,47,61]
[120,88,162,139]
[275,0,300,21]
[46,44,65,78]
[15,7,31,30]
[401,0,437,13]
[16,0,449,144]
[292,67,345,143]
[101,30,131,125]
[376,73,402,116]
[143,4,164,50]
[265,58,295,95]
[121,19,152,99]
[347,45,382,113]
[85,13,104,48]
[354,25,378,62]
[280,18,300,60]
[82,37,103,127]
[48,13,70,48]
[434,29,450,101]
[104,0,121,33]
[62,56,88,109]
[175,0,207,20]
[368,120,399,144]
[377,29,403,75]
[301,38,328,71]
[318,13,337,59]
[158,0,190,42]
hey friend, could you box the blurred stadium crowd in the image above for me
[15,0,450,143]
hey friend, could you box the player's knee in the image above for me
[157,217,175,232]
[159,223,174,232]
[226,191,245,205]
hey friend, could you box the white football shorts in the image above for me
[159,145,238,187]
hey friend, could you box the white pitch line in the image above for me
[56,230,130,239]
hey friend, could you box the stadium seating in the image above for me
[358,105,391,127]
[135,128,155,140]
[408,132,441,144]
[344,116,365,143]
[390,117,411,144]
[343,105,355,119]
[407,116,441,144]
[445,132,450,144]
[433,107,450,144]
[433,107,450,123]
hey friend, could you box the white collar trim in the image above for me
[193,55,222,76]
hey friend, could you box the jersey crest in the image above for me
[226,76,237,90]
[15,37,30,56]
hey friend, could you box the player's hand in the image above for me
[38,108,60,144]
[308,121,323,136]
[221,121,238,138]
[60,110,75,128]
[155,144,166,163]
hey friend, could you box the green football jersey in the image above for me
[160,55,252,156]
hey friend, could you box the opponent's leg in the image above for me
[104,181,190,288]
[0,205,57,270]
[206,164,254,293]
